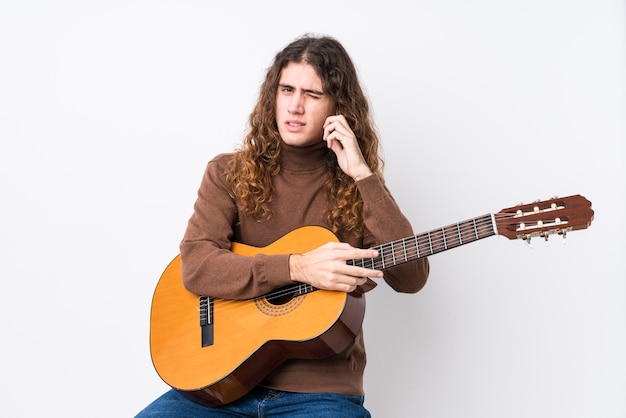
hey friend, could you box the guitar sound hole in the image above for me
[266,291,294,306]
[255,286,306,316]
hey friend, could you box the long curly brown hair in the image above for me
[226,34,384,235]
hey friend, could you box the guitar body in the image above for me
[149,226,366,406]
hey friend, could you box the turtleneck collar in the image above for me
[280,140,331,172]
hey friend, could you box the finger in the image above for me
[343,275,371,292]
[343,247,379,260]
[339,263,383,279]
[323,115,350,136]
[323,114,342,128]
[323,120,344,142]
[329,275,367,293]
[325,118,350,136]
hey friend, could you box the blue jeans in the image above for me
[135,387,371,417]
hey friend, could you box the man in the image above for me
[137,34,429,417]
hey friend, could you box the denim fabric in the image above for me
[135,387,371,417]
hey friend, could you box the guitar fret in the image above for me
[490,213,498,235]
[419,233,429,257]
[461,220,475,243]
[414,235,420,258]
[442,225,453,249]
[475,215,490,239]
[427,231,433,255]
[472,218,479,240]
[457,223,463,244]
[487,215,495,236]
[402,239,408,262]
[477,217,486,237]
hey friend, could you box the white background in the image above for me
[1,1,624,417]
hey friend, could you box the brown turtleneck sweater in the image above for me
[180,141,429,397]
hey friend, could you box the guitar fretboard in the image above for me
[261,214,497,302]
[349,214,496,271]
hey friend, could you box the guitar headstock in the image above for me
[494,195,594,243]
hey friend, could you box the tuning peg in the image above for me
[544,234,550,247]
[526,235,533,249]
[558,229,567,245]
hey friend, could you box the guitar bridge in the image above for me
[199,296,214,347]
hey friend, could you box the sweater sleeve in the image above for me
[356,174,430,293]
[179,156,292,299]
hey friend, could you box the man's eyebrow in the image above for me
[305,88,325,96]
[278,83,325,95]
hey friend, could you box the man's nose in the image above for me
[288,93,304,114]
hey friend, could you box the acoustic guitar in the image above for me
[149,194,593,406]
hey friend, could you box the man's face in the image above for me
[275,62,336,147]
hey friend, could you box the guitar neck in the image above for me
[350,213,496,271]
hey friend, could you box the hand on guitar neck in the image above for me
[288,242,383,293]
